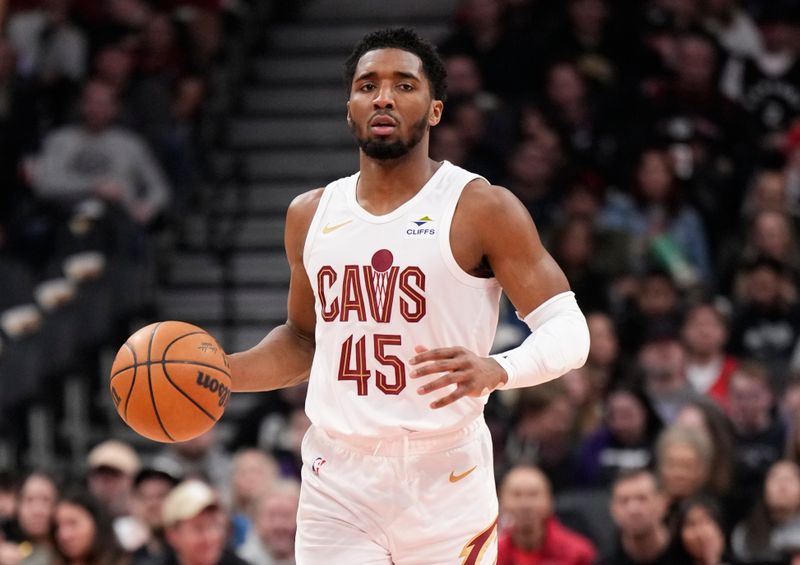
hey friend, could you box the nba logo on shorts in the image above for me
[312,457,327,475]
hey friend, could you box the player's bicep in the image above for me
[284,189,322,342]
[481,187,570,317]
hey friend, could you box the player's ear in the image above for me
[428,100,443,126]
[346,101,352,125]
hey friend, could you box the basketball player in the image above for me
[227,28,590,564]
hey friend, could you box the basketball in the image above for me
[109,321,231,443]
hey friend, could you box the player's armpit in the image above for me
[463,182,571,317]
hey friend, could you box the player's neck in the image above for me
[356,146,440,216]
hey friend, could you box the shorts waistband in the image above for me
[319,417,486,457]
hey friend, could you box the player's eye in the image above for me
[398,83,414,92]
[360,83,375,92]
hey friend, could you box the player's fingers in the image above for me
[409,346,459,365]
[430,386,466,409]
[416,372,462,394]
[410,358,461,378]
[414,344,429,354]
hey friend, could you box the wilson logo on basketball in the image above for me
[196,371,230,407]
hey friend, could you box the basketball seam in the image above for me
[123,342,137,421]
[147,322,175,442]
[160,331,223,423]
[110,360,231,380]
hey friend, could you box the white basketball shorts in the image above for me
[295,416,499,564]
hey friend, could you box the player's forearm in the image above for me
[491,291,589,389]
[227,323,315,392]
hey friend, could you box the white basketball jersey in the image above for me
[303,161,503,438]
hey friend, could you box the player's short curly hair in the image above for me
[344,27,447,101]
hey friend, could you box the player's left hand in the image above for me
[409,345,507,409]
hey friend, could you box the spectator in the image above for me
[554,0,631,94]
[86,440,140,520]
[600,147,712,286]
[729,210,800,300]
[562,367,603,439]
[583,311,624,393]
[729,255,800,383]
[549,217,610,313]
[741,170,792,219]
[151,429,231,497]
[728,361,788,525]
[439,0,537,96]
[616,270,684,357]
[721,3,800,150]
[674,398,736,500]
[53,488,130,565]
[229,449,278,549]
[29,79,171,228]
[732,460,800,564]
[603,468,683,564]
[237,479,300,565]
[504,380,577,491]
[442,54,499,111]
[157,480,248,565]
[656,425,714,518]
[674,494,730,565]
[0,471,59,565]
[497,465,596,565]
[637,336,695,424]
[505,137,565,235]
[436,96,506,181]
[702,0,763,59]
[125,467,180,563]
[575,385,663,487]
[680,301,739,409]
[541,59,620,174]
[6,0,87,126]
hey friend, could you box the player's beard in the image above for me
[351,115,429,160]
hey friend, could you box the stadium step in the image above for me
[156,288,288,325]
[215,182,308,213]
[242,86,347,116]
[227,116,351,149]
[253,55,344,85]
[242,148,358,182]
[182,214,286,250]
[164,251,290,287]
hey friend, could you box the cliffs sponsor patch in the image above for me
[405,215,436,239]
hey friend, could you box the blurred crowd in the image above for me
[438,0,800,563]
[0,0,257,455]
[8,0,800,563]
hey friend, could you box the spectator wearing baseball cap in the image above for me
[86,440,140,520]
[149,480,248,565]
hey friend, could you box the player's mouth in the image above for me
[370,115,398,136]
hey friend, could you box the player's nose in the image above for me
[372,84,394,109]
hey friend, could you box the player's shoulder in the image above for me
[287,187,325,223]
[459,178,527,219]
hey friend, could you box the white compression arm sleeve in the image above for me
[491,291,590,390]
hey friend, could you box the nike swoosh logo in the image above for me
[449,465,477,483]
[322,219,353,234]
